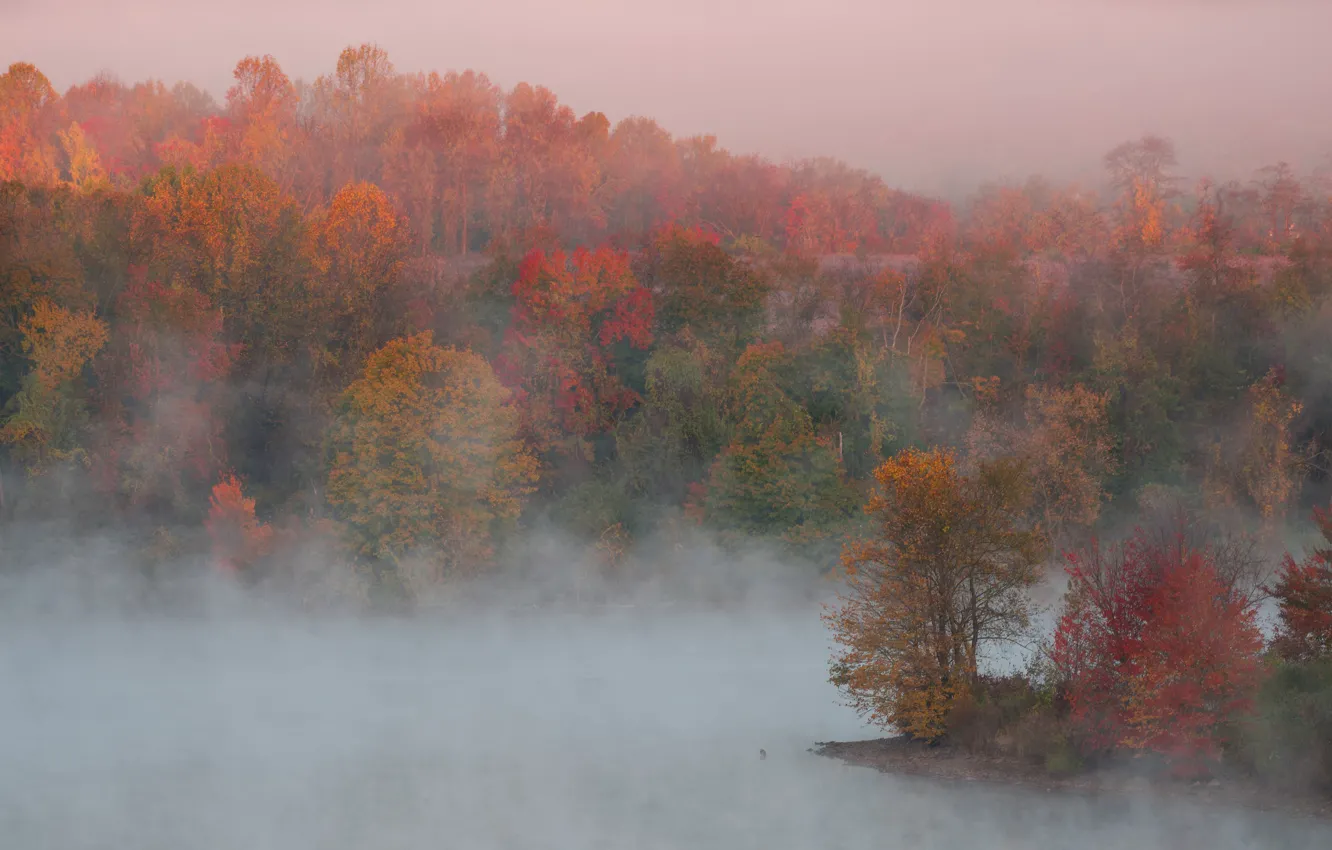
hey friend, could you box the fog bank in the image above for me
[1,577,1329,848]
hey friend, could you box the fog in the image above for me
[0,556,1328,849]
[5,0,1332,195]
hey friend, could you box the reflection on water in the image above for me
[0,610,1326,849]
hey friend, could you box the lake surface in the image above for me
[1,606,1327,849]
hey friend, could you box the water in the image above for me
[0,607,1327,849]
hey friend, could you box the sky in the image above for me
[4,0,1331,196]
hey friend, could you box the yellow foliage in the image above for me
[326,332,538,583]
[826,447,1045,739]
[58,122,108,191]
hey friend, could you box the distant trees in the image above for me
[4,48,1332,642]
[826,447,1046,739]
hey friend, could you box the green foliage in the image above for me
[702,342,859,559]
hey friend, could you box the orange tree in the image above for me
[825,447,1046,740]
[325,332,537,586]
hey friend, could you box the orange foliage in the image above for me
[205,474,273,572]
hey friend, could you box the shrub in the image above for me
[1237,658,1332,795]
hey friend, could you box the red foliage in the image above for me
[1125,555,1264,771]
[92,272,239,511]
[1053,528,1265,768]
[498,247,654,448]
[1268,505,1332,661]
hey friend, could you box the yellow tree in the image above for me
[826,447,1046,739]
[0,299,108,474]
[326,333,538,587]
[58,122,109,191]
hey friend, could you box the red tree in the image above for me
[1053,527,1265,770]
[1269,505,1332,662]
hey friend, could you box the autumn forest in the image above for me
[2,44,1331,794]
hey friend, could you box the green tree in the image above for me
[702,342,857,559]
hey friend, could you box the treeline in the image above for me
[1,49,1331,600]
[829,448,1332,793]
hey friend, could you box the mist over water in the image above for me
[1,574,1328,849]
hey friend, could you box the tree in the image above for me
[1269,504,1332,662]
[967,382,1118,546]
[225,55,299,186]
[1053,526,1264,768]
[1104,135,1179,320]
[0,299,108,475]
[496,247,653,466]
[1121,555,1264,770]
[0,62,61,185]
[826,447,1046,739]
[132,163,306,363]
[633,224,771,346]
[312,44,402,187]
[603,116,682,241]
[325,333,538,584]
[1202,368,1305,526]
[701,341,857,556]
[305,181,408,392]
[206,474,273,573]
[391,70,501,255]
[58,122,109,191]
[492,83,603,246]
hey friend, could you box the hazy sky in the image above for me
[4,0,1331,194]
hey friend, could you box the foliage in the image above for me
[1237,658,1332,794]
[1268,504,1332,662]
[0,299,108,474]
[701,341,858,559]
[92,274,236,520]
[205,474,273,572]
[634,224,771,346]
[497,246,653,466]
[1053,527,1265,770]
[826,447,1046,740]
[968,382,1118,545]
[325,332,538,583]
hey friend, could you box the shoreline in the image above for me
[812,737,1332,822]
